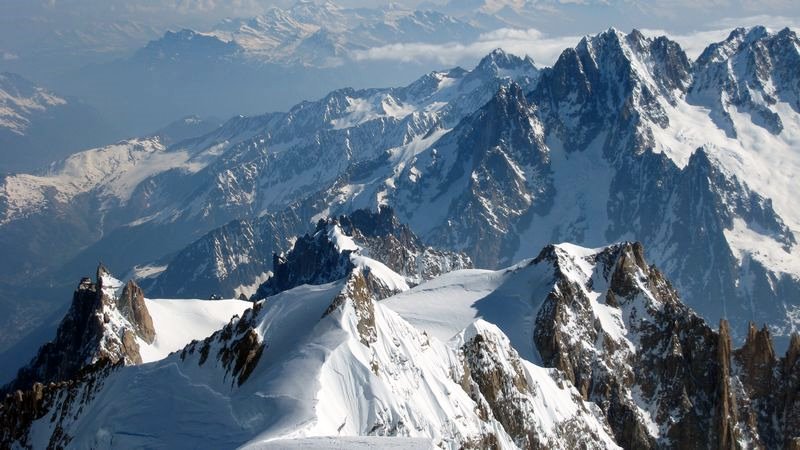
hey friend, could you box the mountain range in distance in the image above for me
[0,19,799,450]
[2,208,799,448]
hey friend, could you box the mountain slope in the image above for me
[371,27,800,346]
[0,234,618,448]
[2,27,799,360]
[0,49,536,289]
[143,206,471,300]
[3,236,799,449]
[387,242,800,448]
[2,266,250,395]
[0,73,119,173]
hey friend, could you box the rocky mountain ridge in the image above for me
[202,1,482,68]
[0,72,118,173]
[1,266,154,395]
[1,27,799,370]
[2,229,798,448]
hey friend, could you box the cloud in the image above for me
[353,13,798,69]
[351,28,580,67]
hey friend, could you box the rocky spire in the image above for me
[117,280,155,345]
[714,319,739,450]
[2,265,156,394]
[781,333,800,449]
[735,322,776,398]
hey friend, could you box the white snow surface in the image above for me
[0,74,67,135]
[327,223,411,292]
[92,270,251,365]
[32,248,623,449]
[138,298,252,363]
[0,138,204,224]
[247,436,435,449]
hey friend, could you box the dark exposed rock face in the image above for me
[455,321,615,450]
[144,210,305,299]
[533,29,690,154]
[782,334,800,449]
[730,324,800,449]
[181,301,265,387]
[459,327,539,449]
[393,81,552,268]
[337,206,472,283]
[117,280,155,344]
[715,320,739,450]
[0,360,118,450]
[254,220,355,299]
[253,207,470,300]
[532,241,800,449]
[2,277,104,395]
[2,266,154,395]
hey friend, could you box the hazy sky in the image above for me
[3,0,797,32]
[0,0,797,75]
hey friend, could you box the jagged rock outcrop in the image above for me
[116,280,155,344]
[532,242,800,449]
[2,266,154,394]
[337,206,473,283]
[0,360,118,450]
[455,320,620,450]
[253,207,469,299]
[181,302,265,387]
[257,220,355,298]
[730,323,800,449]
[457,323,546,449]
[3,238,800,448]
[322,267,404,347]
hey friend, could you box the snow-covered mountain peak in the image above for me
[252,208,470,300]
[5,236,800,448]
[690,25,799,136]
[581,28,692,98]
[0,72,67,136]
[287,0,344,23]
[2,262,250,396]
[532,29,691,158]
[696,26,772,65]
[473,48,538,82]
